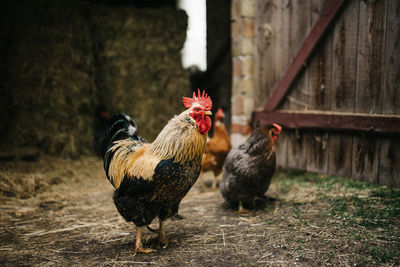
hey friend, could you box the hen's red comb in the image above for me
[182,89,212,110]
[272,123,282,135]
[215,108,224,120]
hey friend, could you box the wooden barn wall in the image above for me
[254,0,400,186]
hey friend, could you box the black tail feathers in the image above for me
[101,113,144,158]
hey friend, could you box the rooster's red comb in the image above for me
[182,89,212,111]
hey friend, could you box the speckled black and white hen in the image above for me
[220,124,282,213]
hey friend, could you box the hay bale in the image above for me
[90,5,190,140]
[0,0,190,156]
[0,0,96,157]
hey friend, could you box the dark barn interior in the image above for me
[0,0,189,158]
[0,0,232,159]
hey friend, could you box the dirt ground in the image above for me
[0,156,399,266]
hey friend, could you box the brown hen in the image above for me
[201,108,231,189]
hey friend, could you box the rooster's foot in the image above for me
[236,208,251,214]
[236,201,251,214]
[158,236,178,249]
[157,220,177,249]
[134,246,156,256]
[158,239,169,249]
[134,226,156,256]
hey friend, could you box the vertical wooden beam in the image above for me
[328,133,353,178]
[328,0,359,178]
[352,134,380,184]
[381,0,400,115]
[353,0,387,183]
[255,0,290,168]
[254,0,280,108]
[286,129,309,171]
[355,0,387,114]
[285,0,312,171]
[307,0,331,173]
[281,0,311,110]
[379,0,400,186]
[274,0,291,169]
[379,137,400,187]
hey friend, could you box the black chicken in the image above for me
[220,124,282,213]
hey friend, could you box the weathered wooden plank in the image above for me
[275,131,288,169]
[379,137,400,187]
[353,0,387,183]
[308,34,332,111]
[274,0,291,92]
[275,0,291,169]
[254,0,290,109]
[331,0,359,112]
[255,0,291,168]
[254,0,275,109]
[352,134,379,184]
[328,0,359,177]
[286,129,308,170]
[306,130,328,173]
[328,133,353,178]
[282,0,311,172]
[382,0,400,115]
[355,0,386,114]
[306,0,330,174]
[376,0,400,187]
[309,0,332,110]
[252,110,400,134]
[264,0,346,112]
[281,0,311,110]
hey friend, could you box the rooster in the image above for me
[103,90,212,255]
[220,123,282,213]
[201,108,231,189]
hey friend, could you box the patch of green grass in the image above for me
[354,255,374,265]
[292,201,307,206]
[366,244,396,263]
[294,245,305,252]
[276,177,295,194]
[275,169,379,191]
[278,199,306,208]
[327,251,336,259]
[372,187,400,210]
[291,205,310,226]
[276,170,400,230]
[274,170,400,265]
[330,197,348,217]
[327,186,400,229]
[293,207,302,219]
[350,232,361,241]
[293,245,307,261]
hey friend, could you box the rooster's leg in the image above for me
[158,220,177,249]
[236,200,251,214]
[134,226,156,256]
[158,220,169,248]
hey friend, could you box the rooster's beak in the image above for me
[204,111,212,116]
